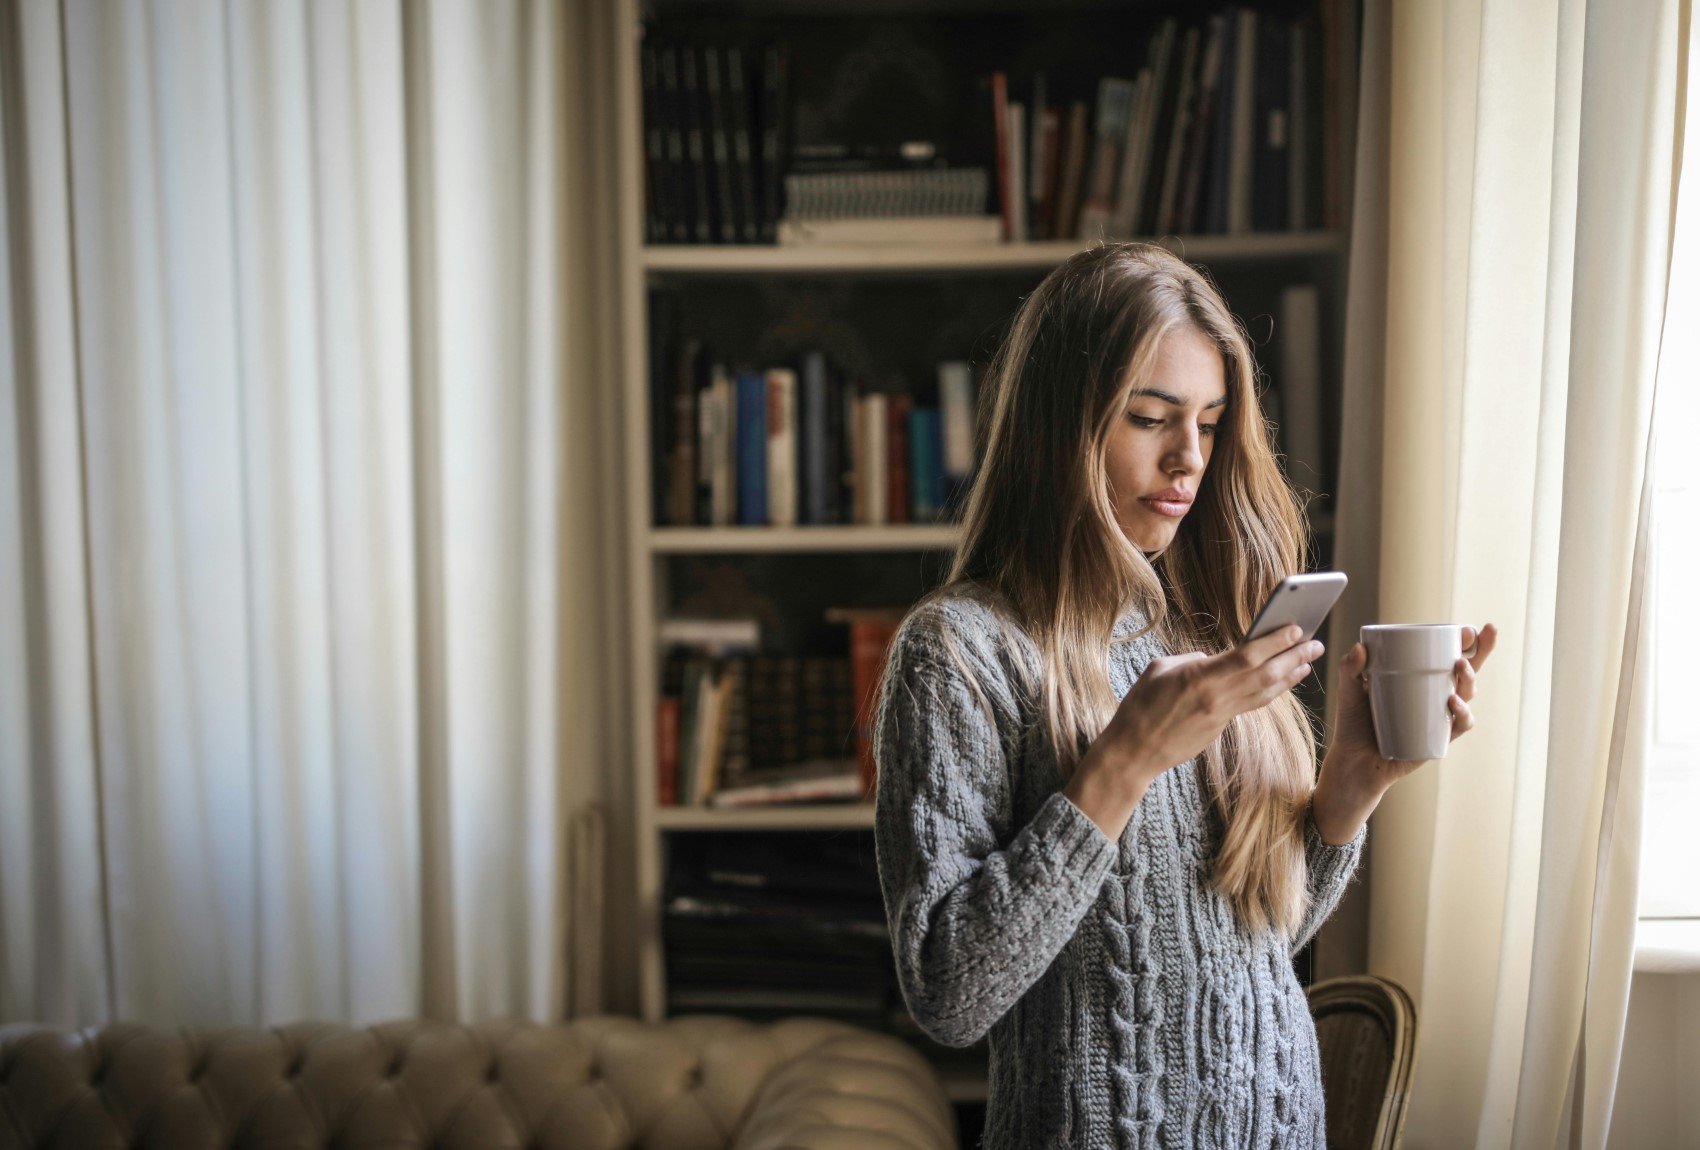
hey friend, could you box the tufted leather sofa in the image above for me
[0,1014,958,1149]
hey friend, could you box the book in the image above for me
[1253,18,1291,231]
[1288,20,1311,231]
[1278,283,1324,490]
[703,45,739,243]
[640,42,669,242]
[1227,8,1259,234]
[991,71,1012,239]
[708,365,736,525]
[859,392,888,525]
[1054,101,1090,241]
[736,370,768,524]
[1204,11,1240,233]
[886,392,912,524]
[657,44,692,243]
[668,337,703,525]
[679,45,715,244]
[939,361,976,512]
[910,407,943,521]
[800,351,831,524]
[1155,26,1204,236]
[759,43,789,243]
[776,215,1001,245]
[1077,76,1136,238]
[1036,105,1062,239]
[1177,16,1228,234]
[1111,18,1178,238]
[709,768,864,807]
[657,689,681,805]
[658,617,761,652]
[726,46,761,243]
[766,367,798,526]
[1006,101,1027,241]
[688,668,736,805]
[825,607,907,798]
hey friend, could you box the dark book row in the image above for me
[642,35,786,245]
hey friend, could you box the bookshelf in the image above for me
[613,0,1359,1120]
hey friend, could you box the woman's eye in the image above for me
[1200,423,1220,436]
[1127,414,1163,428]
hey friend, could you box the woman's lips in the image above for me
[1138,494,1193,518]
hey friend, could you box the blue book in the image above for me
[800,351,831,524]
[736,370,768,525]
[910,408,942,521]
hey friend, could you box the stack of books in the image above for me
[655,343,979,529]
[658,617,866,807]
[664,833,897,1025]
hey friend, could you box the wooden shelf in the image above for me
[643,231,1345,276]
[656,803,876,831]
[650,524,962,553]
[652,512,1331,553]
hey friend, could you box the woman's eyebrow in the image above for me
[1131,387,1230,409]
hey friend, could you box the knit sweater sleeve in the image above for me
[872,602,1118,1049]
[1290,811,1366,955]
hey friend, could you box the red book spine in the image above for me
[991,71,1011,240]
[886,393,912,523]
[657,696,680,805]
[849,618,902,799]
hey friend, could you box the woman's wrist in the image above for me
[1063,741,1155,843]
[1310,748,1388,845]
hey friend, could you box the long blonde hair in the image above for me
[920,242,1315,934]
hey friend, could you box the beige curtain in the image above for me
[0,0,624,1027]
[1330,0,1691,1145]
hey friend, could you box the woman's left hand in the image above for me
[1311,623,1499,843]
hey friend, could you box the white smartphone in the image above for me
[1245,571,1349,643]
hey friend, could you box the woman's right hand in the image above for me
[1063,625,1323,840]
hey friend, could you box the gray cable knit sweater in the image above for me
[872,594,1364,1150]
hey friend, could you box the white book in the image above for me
[776,215,1002,246]
[1006,102,1027,242]
[939,361,976,480]
[765,367,797,526]
[861,392,888,525]
[1228,8,1258,234]
[658,617,760,652]
[1278,284,1324,489]
[709,770,864,807]
[710,366,736,525]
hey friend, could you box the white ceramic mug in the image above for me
[1360,624,1467,761]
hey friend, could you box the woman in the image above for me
[872,242,1496,1149]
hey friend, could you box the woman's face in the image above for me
[1105,326,1228,553]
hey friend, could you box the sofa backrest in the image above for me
[0,1014,937,1149]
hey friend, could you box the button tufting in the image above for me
[486,1060,499,1083]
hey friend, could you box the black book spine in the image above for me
[641,41,668,243]
[824,362,844,523]
[1254,19,1291,231]
[648,288,675,524]
[759,44,789,244]
[680,45,715,244]
[727,46,762,244]
[659,44,692,244]
[703,46,740,244]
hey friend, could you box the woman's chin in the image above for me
[1119,515,1179,554]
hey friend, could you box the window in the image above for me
[1637,188,1699,925]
